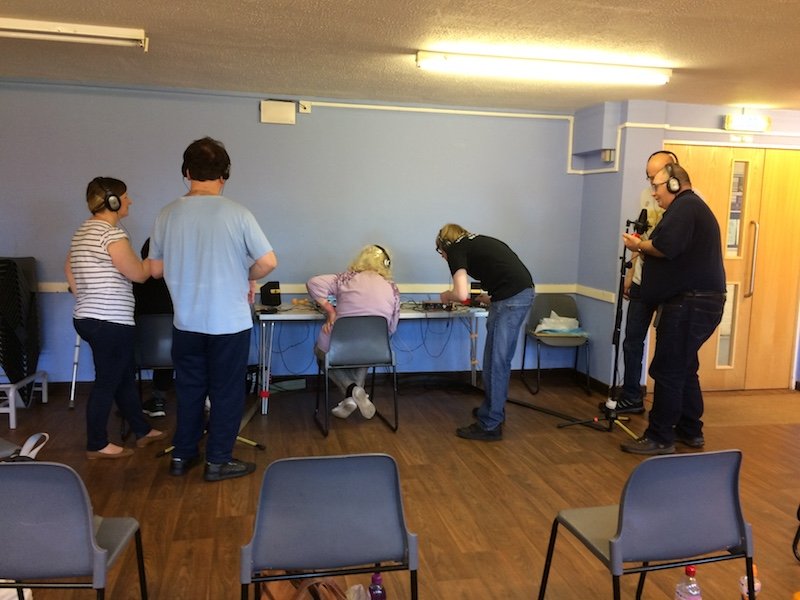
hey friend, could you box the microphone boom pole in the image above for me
[556,213,642,438]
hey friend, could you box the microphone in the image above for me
[627,208,649,235]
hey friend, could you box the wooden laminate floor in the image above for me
[3,373,800,599]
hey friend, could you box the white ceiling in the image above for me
[2,1,800,113]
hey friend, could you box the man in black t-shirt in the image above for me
[436,224,534,441]
[620,164,725,455]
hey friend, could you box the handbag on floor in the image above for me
[259,573,347,600]
[0,432,49,462]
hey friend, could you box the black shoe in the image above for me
[170,455,200,476]
[456,422,502,442]
[613,396,645,414]
[142,397,166,418]
[675,434,705,448]
[204,458,256,482]
[620,436,675,455]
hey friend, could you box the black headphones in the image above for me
[437,233,469,253]
[374,244,391,268]
[648,150,680,165]
[181,157,231,181]
[93,177,121,212]
[181,148,231,181]
[665,164,681,194]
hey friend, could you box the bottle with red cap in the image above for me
[674,565,702,599]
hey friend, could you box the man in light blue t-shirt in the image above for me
[150,136,277,481]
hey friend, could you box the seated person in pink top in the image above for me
[306,245,400,419]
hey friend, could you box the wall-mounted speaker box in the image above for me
[260,100,296,125]
[260,281,281,306]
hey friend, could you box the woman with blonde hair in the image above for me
[307,245,400,419]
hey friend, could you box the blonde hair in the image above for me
[349,245,392,279]
[436,223,470,252]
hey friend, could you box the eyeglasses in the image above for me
[650,180,668,192]
[435,246,444,256]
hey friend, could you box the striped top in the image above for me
[69,219,135,325]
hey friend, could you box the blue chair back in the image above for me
[610,450,751,569]
[326,315,393,367]
[245,454,413,571]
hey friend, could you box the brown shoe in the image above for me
[136,430,168,448]
[86,447,134,460]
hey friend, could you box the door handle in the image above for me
[744,220,759,298]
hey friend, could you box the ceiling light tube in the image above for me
[416,50,671,86]
[0,18,149,51]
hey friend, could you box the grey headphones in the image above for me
[93,177,121,212]
[374,245,391,268]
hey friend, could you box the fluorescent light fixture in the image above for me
[416,50,671,86]
[724,113,770,133]
[0,18,148,51]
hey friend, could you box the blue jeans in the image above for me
[171,327,250,464]
[74,318,152,451]
[476,287,534,430]
[621,284,656,401]
[645,293,725,444]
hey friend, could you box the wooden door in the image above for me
[645,144,800,390]
[747,149,800,388]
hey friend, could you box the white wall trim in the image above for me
[41,281,616,303]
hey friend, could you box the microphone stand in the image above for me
[556,219,642,439]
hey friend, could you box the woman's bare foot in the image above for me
[86,443,134,459]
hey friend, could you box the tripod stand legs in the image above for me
[507,396,614,432]
[156,432,265,457]
[155,395,266,457]
[555,406,639,439]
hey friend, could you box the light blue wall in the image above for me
[3,82,800,386]
[0,82,583,382]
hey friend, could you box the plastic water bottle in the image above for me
[738,564,761,598]
[674,565,702,599]
[368,572,386,600]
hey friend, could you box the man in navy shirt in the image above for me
[620,164,725,455]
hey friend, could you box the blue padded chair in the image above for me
[0,461,148,599]
[537,450,756,599]
[240,453,418,600]
[315,315,398,436]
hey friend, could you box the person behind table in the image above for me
[132,238,174,418]
[435,224,534,442]
[149,136,277,481]
[616,150,675,413]
[620,163,725,455]
[306,244,400,419]
[65,177,167,459]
